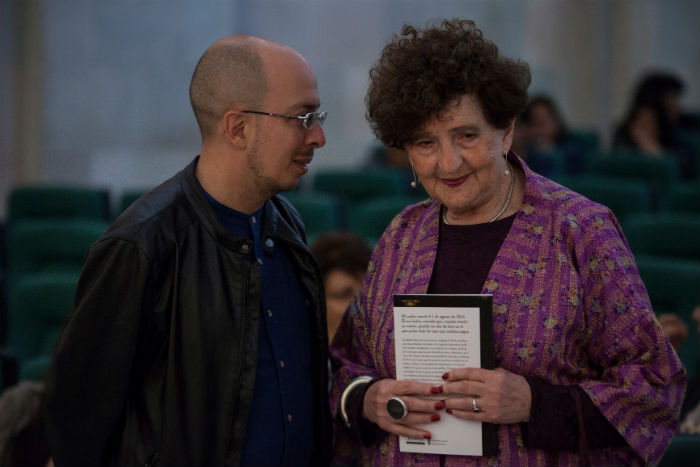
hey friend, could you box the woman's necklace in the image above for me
[442,162,514,225]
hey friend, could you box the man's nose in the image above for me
[307,123,326,148]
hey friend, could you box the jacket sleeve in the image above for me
[571,207,686,465]
[45,237,153,466]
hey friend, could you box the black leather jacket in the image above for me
[46,158,332,466]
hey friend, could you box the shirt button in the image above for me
[257,258,263,265]
[251,216,256,224]
[240,244,249,253]
[279,360,285,368]
[288,414,293,423]
[265,238,274,248]
[267,309,272,318]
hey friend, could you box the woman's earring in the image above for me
[410,165,418,188]
[503,153,510,176]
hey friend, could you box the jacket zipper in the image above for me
[227,258,250,456]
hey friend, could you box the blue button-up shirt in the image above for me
[204,192,314,466]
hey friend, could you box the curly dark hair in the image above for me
[366,19,531,148]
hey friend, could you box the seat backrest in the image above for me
[350,196,414,241]
[6,271,80,364]
[635,254,700,376]
[7,186,110,223]
[312,168,405,205]
[658,435,700,467]
[7,219,108,283]
[280,192,343,240]
[585,151,679,197]
[659,181,700,214]
[561,175,651,224]
[567,128,600,158]
[625,213,700,261]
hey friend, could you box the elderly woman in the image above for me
[330,19,685,467]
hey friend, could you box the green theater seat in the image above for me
[561,175,651,225]
[635,254,700,377]
[8,186,110,223]
[280,192,342,241]
[625,213,700,261]
[312,168,405,207]
[350,196,414,243]
[7,219,109,282]
[6,272,80,383]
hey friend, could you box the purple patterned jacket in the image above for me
[329,156,685,466]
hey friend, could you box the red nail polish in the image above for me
[424,434,432,440]
[438,386,444,394]
[435,401,445,410]
[446,408,452,414]
[442,372,449,380]
[431,414,440,422]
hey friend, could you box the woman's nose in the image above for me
[437,142,461,173]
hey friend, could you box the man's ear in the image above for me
[222,110,248,149]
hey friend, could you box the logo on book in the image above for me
[399,298,420,306]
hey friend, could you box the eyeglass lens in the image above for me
[304,112,326,129]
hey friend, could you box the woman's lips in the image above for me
[441,174,469,187]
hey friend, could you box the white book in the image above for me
[393,294,496,457]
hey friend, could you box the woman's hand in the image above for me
[363,379,444,439]
[440,367,532,424]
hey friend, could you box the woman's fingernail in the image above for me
[446,408,453,414]
[431,414,441,422]
[435,401,445,410]
[424,434,432,440]
[442,372,449,380]
[430,386,441,394]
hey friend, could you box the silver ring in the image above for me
[472,397,482,413]
[387,397,408,420]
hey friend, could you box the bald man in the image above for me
[46,36,332,466]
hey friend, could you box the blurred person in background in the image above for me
[633,72,684,128]
[310,232,372,343]
[513,95,585,177]
[657,313,688,352]
[615,71,697,178]
[46,35,331,466]
[330,18,685,467]
[614,101,667,156]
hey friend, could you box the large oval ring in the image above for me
[387,396,408,420]
[472,397,482,413]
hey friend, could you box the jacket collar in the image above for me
[181,156,307,251]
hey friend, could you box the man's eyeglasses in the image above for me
[242,110,327,130]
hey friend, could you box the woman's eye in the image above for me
[462,133,476,140]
